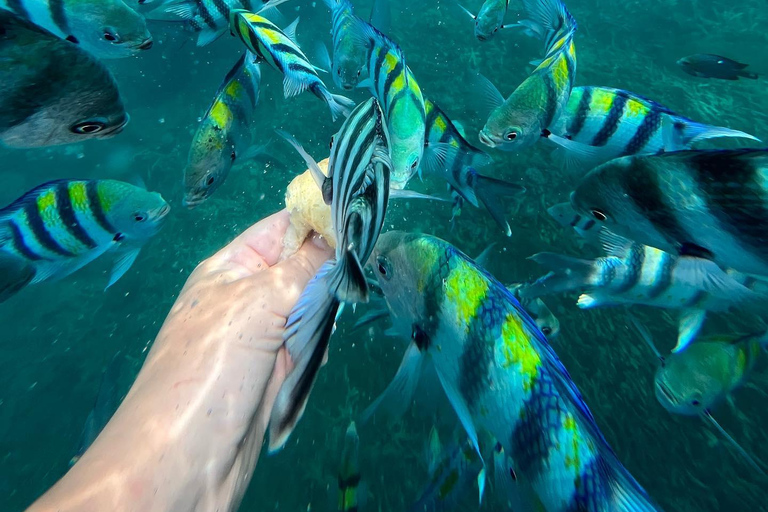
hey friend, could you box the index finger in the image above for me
[209,209,291,272]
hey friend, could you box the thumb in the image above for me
[269,235,334,315]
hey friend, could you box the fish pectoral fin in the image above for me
[420,142,459,181]
[238,140,272,163]
[542,131,610,171]
[358,342,425,426]
[281,16,300,45]
[471,73,505,114]
[313,42,333,72]
[457,3,477,20]
[106,247,142,290]
[473,173,526,237]
[673,308,707,353]
[196,27,225,47]
[156,0,196,20]
[675,256,755,301]
[0,252,35,303]
[702,411,768,477]
[269,261,341,452]
[275,129,328,191]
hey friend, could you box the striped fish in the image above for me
[571,149,768,277]
[508,283,560,339]
[338,422,363,512]
[0,0,152,57]
[322,0,370,91]
[424,99,525,235]
[144,0,286,46]
[522,229,768,351]
[229,10,355,121]
[479,0,577,151]
[352,22,426,189]
[370,231,661,511]
[268,98,393,450]
[458,0,511,41]
[546,201,602,245]
[0,179,169,302]
[544,86,760,171]
[183,53,262,208]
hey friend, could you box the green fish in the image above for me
[0,10,128,148]
[0,0,152,58]
[458,0,511,41]
[0,179,169,301]
[338,422,364,512]
[479,0,577,150]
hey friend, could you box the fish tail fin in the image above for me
[472,172,526,237]
[518,0,577,52]
[332,249,369,304]
[674,117,761,146]
[0,251,35,303]
[522,252,594,297]
[320,88,356,121]
[268,261,341,451]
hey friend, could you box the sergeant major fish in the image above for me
[508,283,560,339]
[458,0,511,41]
[543,86,760,171]
[338,422,364,512]
[571,149,768,277]
[321,0,369,91]
[268,98,393,450]
[677,54,758,81]
[479,0,577,151]
[229,10,355,121]
[0,0,152,58]
[0,10,128,148]
[183,53,263,208]
[369,231,661,511]
[0,179,169,302]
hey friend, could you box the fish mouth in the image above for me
[156,204,171,219]
[183,195,204,210]
[478,130,495,148]
[477,33,488,41]
[137,38,154,50]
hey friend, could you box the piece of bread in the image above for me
[282,158,335,258]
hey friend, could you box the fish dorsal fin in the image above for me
[282,16,300,45]
[473,73,505,114]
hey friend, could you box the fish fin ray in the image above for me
[523,252,594,297]
[473,173,526,237]
[106,247,141,289]
[359,343,424,425]
[702,411,767,476]
[673,308,707,353]
[275,129,327,190]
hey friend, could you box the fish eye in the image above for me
[70,121,107,134]
[494,27,498,33]
[376,255,391,280]
[357,69,361,76]
[542,326,552,336]
[503,130,519,141]
[113,233,125,242]
[691,399,701,406]
[133,211,148,222]
[206,175,215,186]
[337,69,341,76]
[410,158,420,171]
[591,209,607,221]
[103,27,121,43]
[230,150,236,161]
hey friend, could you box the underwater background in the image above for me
[2,0,768,510]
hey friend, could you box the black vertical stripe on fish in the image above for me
[271,43,306,61]
[623,108,662,156]
[250,19,285,31]
[8,220,43,261]
[508,371,557,476]
[567,87,592,137]
[565,458,603,510]
[690,150,768,257]
[458,291,498,407]
[54,183,97,250]
[424,102,440,136]
[385,87,407,119]
[6,0,30,20]
[287,62,316,77]
[197,1,218,30]
[613,243,645,293]
[23,200,73,257]
[592,92,628,147]
[622,158,693,248]
[382,60,404,100]
[645,252,673,299]
[372,47,388,99]
[564,49,576,92]
[541,73,559,130]
[48,0,72,37]
[86,182,116,234]
[211,0,230,18]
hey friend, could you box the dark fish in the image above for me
[0,10,128,148]
[677,54,758,81]
[337,422,363,512]
[570,149,768,277]
[268,98,392,451]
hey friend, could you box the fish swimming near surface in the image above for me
[229,10,355,121]
[183,53,263,208]
[268,98,393,451]
[423,99,526,235]
[143,0,286,47]
[543,86,760,171]
[0,0,152,58]
[368,231,661,511]
[458,0,511,41]
[337,422,364,512]
[0,179,169,302]
[478,0,577,151]
[570,149,768,277]
[677,54,758,81]
[0,10,128,148]
[522,229,766,352]
[631,319,768,476]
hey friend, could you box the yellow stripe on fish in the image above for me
[499,313,541,392]
[444,262,488,326]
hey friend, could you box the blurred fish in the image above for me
[352,22,426,189]
[0,179,169,301]
[183,53,263,208]
[424,99,525,235]
[458,0,511,41]
[368,231,661,511]
[677,54,758,81]
[144,0,286,46]
[523,230,767,352]
[70,351,125,465]
[0,10,128,148]
[268,98,392,450]
[508,283,560,339]
[570,149,768,277]
[546,202,601,245]
[0,0,152,57]
[320,0,369,90]
[543,86,760,171]
[338,422,365,512]
[479,0,577,150]
[632,320,768,476]
[409,434,482,512]
[229,10,354,120]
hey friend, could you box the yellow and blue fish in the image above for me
[229,10,355,120]
[0,179,169,302]
[369,232,661,511]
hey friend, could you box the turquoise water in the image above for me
[2,0,767,510]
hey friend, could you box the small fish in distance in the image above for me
[678,54,758,81]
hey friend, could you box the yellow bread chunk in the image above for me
[282,158,335,258]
